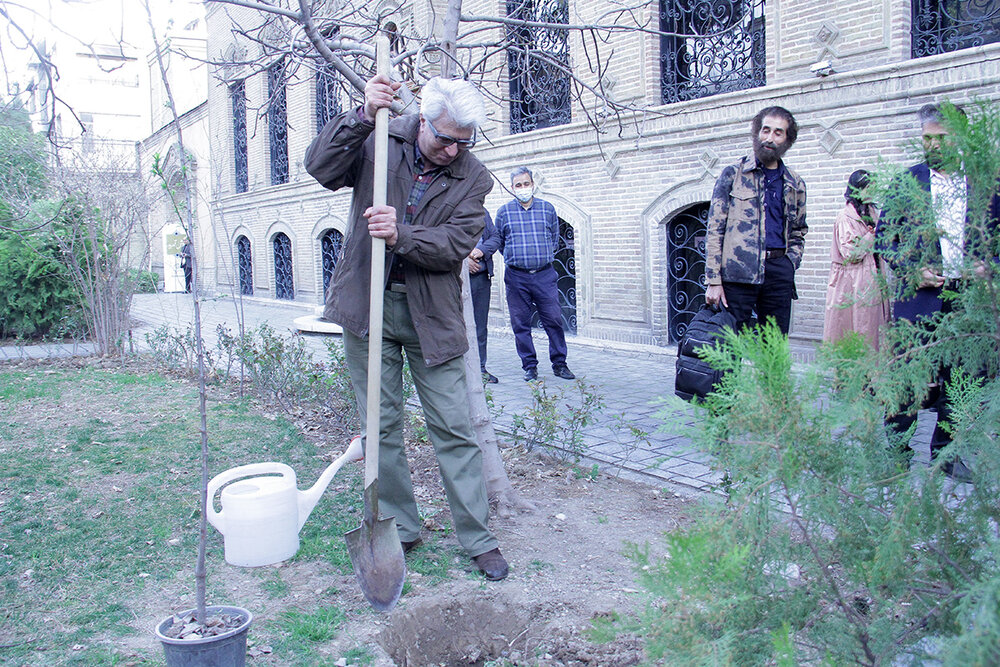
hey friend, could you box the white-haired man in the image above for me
[305,74,508,581]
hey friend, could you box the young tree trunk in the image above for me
[461,261,536,516]
[441,0,532,515]
[144,0,211,625]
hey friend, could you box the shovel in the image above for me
[345,34,406,613]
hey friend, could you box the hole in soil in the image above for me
[379,596,530,665]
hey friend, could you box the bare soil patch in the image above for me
[242,383,691,665]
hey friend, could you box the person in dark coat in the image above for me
[878,103,1000,483]
[180,239,193,293]
[468,210,500,383]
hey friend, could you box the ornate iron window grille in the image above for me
[273,233,294,300]
[315,65,342,134]
[230,81,248,193]
[666,203,709,343]
[237,235,253,296]
[506,0,571,134]
[321,229,344,295]
[659,0,766,105]
[268,61,289,186]
[912,0,1000,57]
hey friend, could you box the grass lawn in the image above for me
[0,360,398,666]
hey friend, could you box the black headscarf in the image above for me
[845,169,871,218]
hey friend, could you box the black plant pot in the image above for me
[156,605,253,667]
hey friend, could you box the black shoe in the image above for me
[401,538,423,554]
[472,547,509,581]
[552,364,576,380]
[940,458,973,483]
[523,368,538,382]
[482,370,498,384]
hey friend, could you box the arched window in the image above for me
[321,229,345,294]
[666,203,710,343]
[273,232,294,300]
[237,235,253,295]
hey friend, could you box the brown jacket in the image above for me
[305,111,492,366]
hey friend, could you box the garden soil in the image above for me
[238,414,692,666]
[5,357,693,666]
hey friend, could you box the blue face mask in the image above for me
[514,188,533,203]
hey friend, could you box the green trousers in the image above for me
[342,291,497,557]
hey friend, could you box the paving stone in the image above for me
[6,293,844,498]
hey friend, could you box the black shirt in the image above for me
[762,164,785,250]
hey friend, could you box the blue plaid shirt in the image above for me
[495,197,559,270]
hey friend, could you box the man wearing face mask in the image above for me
[495,166,575,382]
[704,106,808,335]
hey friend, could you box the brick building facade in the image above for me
[202,0,1000,348]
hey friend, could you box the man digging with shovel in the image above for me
[305,71,509,587]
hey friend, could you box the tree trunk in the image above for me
[144,0,210,624]
[439,0,462,78]
[461,261,535,516]
[441,0,532,515]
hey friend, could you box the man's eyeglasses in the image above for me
[425,117,477,149]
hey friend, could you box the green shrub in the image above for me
[0,228,84,338]
[632,100,1000,666]
[128,268,159,294]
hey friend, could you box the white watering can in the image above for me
[207,436,363,567]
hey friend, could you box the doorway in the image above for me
[666,203,709,343]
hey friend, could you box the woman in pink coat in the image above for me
[823,170,889,349]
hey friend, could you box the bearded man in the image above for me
[704,106,808,334]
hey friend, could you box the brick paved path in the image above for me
[126,293,718,497]
[6,293,830,497]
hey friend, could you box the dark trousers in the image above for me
[723,255,795,334]
[183,266,193,293]
[886,378,952,459]
[504,265,567,371]
[886,284,958,460]
[470,271,491,371]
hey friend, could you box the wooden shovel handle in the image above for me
[364,36,391,489]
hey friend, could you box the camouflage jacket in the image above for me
[704,154,808,286]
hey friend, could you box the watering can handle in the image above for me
[206,462,291,530]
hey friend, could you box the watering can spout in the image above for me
[297,436,364,532]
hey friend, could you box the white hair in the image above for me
[420,77,487,130]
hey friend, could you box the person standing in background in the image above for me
[823,169,889,349]
[468,211,500,383]
[495,166,575,382]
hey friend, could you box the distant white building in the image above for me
[18,0,210,288]
[25,37,147,168]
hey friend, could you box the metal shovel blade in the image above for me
[345,481,405,612]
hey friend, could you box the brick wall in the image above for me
[204,1,1000,348]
